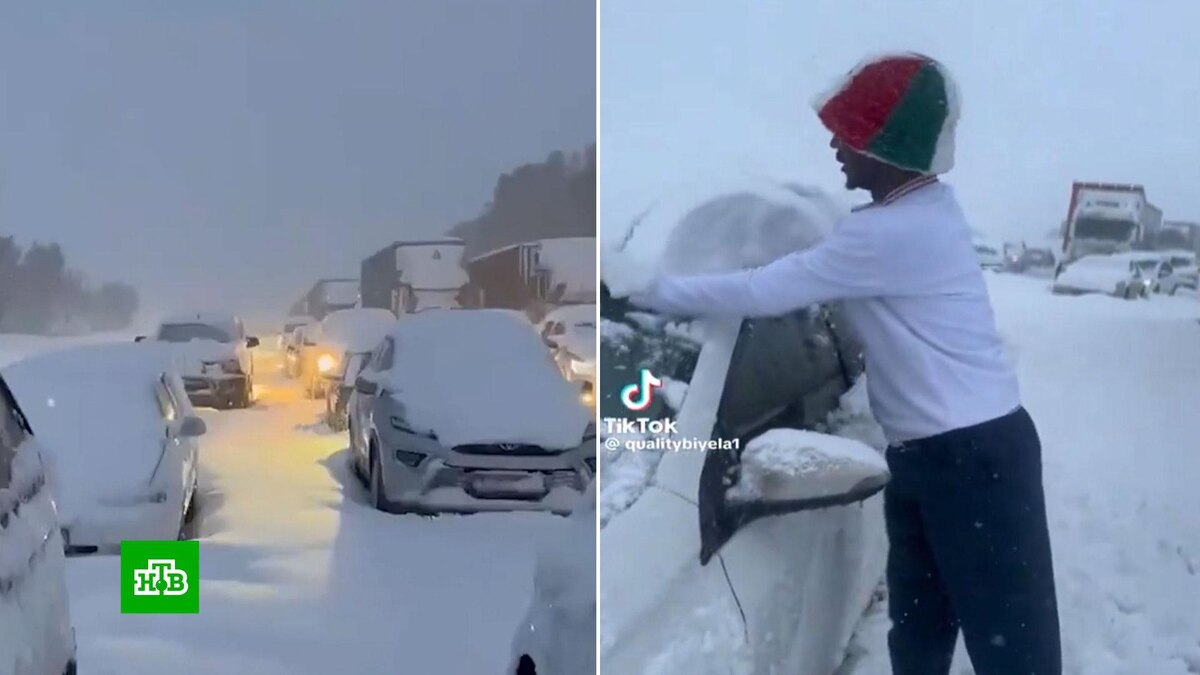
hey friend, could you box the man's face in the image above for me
[830,136,880,191]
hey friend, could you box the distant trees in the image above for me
[0,235,139,335]
[450,144,596,260]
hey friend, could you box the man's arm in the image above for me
[629,215,885,318]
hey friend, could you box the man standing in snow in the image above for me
[625,53,1062,675]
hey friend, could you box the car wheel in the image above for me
[369,445,390,512]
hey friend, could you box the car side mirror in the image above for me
[134,336,147,343]
[697,429,889,565]
[246,336,260,348]
[179,416,207,438]
[355,376,379,396]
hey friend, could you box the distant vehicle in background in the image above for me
[140,313,260,409]
[4,343,205,553]
[1052,253,1152,299]
[538,303,597,406]
[309,308,397,429]
[1154,250,1199,295]
[0,374,78,675]
[1061,182,1163,263]
[283,324,312,379]
[973,240,1006,270]
[278,316,314,349]
[1013,247,1057,274]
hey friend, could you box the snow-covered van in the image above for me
[0,375,77,675]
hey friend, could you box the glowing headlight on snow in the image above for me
[317,354,338,373]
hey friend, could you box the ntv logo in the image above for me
[121,540,200,613]
[133,559,189,596]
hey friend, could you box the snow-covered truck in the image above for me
[360,239,471,315]
[1060,182,1163,264]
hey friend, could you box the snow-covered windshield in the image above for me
[156,323,232,343]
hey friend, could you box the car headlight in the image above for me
[317,353,338,373]
[220,358,242,374]
[394,450,426,467]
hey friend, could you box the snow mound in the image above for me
[601,175,842,297]
[374,309,590,449]
[727,428,887,502]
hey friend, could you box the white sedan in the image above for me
[3,342,205,553]
[598,180,891,675]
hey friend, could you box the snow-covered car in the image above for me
[283,324,312,378]
[347,309,595,515]
[973,240,1006,270]
[3,343,205,553]
[506,481,596,675]
[311,308,398,430]
[1154,250,1199,295]
[278,316,314,350]
[599,180,891,674]
[0,376,77,675]
[1053,253,1152,299]
[538,303,597,403]
[141,313,261,408]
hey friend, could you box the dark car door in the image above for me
[696,303,868,564]
[350,337,394,463]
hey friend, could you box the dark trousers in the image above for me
[884,407,1062,675]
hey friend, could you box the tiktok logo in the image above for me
[620,369,662,411]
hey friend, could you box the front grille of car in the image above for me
[453,443,561,456]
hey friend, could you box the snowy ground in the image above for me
[1,341,558,674]
[846,273,1200,675]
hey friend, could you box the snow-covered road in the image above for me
[50,350,558,675]
[849,274,1200,675]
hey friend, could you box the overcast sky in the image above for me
[0,1,594,322]
[601,0,1200,247]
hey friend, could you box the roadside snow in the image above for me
[847,274,1200,675]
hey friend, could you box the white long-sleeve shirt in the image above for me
[630,180,1020,444]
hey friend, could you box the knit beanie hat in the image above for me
[813,52,961,175]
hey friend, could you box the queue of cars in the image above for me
[1053,249,1199,299]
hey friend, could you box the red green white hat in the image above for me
[813,52,960,175]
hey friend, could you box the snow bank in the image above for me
[601,175,841,297]
[726,429,887,502]
[374,310,590,449]
[310,308,396,353]
[2,343,183,515]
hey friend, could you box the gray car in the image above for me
[346,309,595,515]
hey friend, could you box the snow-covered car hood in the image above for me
[601,174,842,297]
[3,343,182,518]
[1056,259,1133,293]
[371,310,591,450]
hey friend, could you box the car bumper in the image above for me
[380,454,590,515]
[60,501,180,552]
[183,373,247,404]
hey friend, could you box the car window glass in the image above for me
[716,306,861,443]
[154,378,178,423]
[0,384,29,489]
